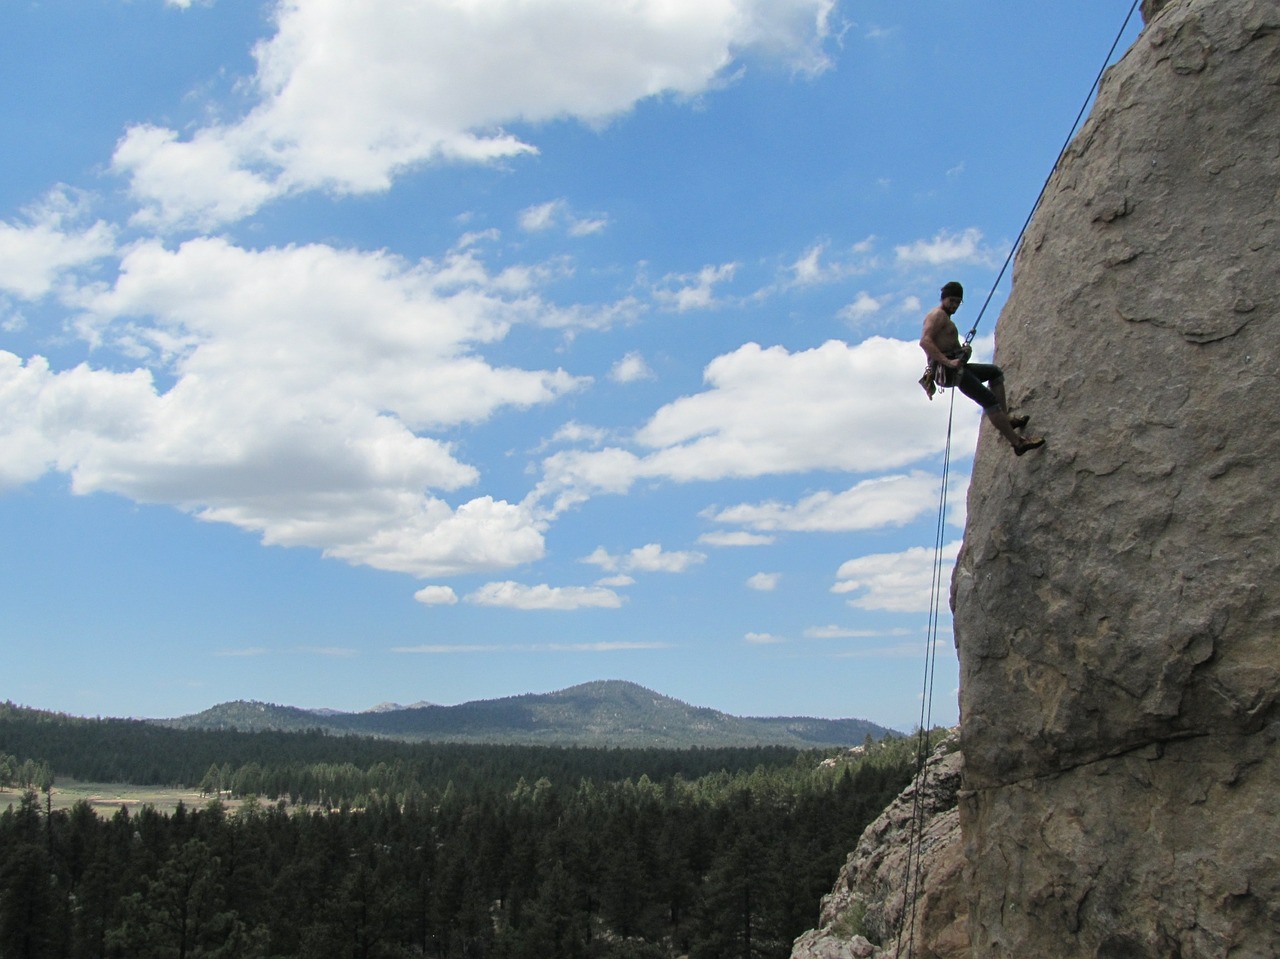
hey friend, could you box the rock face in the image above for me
[791,740,967,959]
[954,0,1280,956]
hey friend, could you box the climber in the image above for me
[919,281,1045,456]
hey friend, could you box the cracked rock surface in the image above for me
[954,0,1280,955]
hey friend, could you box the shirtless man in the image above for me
[919,281,1044,456]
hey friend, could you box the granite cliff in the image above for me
[795,1,1280,956]
[792,739,967,959]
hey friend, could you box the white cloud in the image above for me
[745,631,784,645]
[519,200,564,232]
[567,216,608,237]
[414,585,459,606]
[464,581,624,610]
[697,530,775,547]
[636,340,941,479]
[1,236,619,577]
[519,199,609,237]
[534,337,973,512]
[708,472,940,533]
[746,572,780,591]
[838,290,882,325]
[583,543,706,574]
[785,237,878,288]
[0,190,115,299]
[610,351,654,384]
[789,243,828,286]
[115,0,837,227]
[391,644,507,654]
[832,540,962,613]
[894,227,995,267]
[654,263,738,311]
[804,625,910,639]
[549,421,610,447]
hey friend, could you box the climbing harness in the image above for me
[894,3,1143,956]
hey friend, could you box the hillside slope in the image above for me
[162,680,892,748]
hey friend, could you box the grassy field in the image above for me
[2,781,244,817]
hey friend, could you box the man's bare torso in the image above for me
[920,306,964,363]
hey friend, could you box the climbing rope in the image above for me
[893,388,958,959]
[893,4,1143,957]
[961,0,1145,347]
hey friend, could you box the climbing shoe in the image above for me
[1009,414,1030,430]
[1014,436,1045,456]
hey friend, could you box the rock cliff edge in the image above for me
[955,0,1280,954]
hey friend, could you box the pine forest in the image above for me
[0,703,929,959]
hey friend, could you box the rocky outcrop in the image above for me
[954,0,1280,956]
[791,740,967,959]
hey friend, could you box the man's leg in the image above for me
[984,377,1030,430]
[958,369,1043,453]
[966,363,1009,412]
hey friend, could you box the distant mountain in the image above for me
[160,680,892,748]
[364,700,434,713]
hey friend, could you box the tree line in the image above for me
[0,702,832,796]
[0,704,934,959]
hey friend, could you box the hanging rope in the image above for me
[962,0,1144,347]
[893,387,958,959]
[893,4,1143,957]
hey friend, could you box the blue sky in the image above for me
[0,0,1142,731]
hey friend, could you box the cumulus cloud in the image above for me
[789,243,829,286]
[583,543,706,574]
[519,200,564,232]
[610,352,654,384]
[804,625,910,639]
[534,337,970,516]
[838,291,883,325]
[894,228,995,267]
[0,235,619,577]
[697,530,775,547]
[832,541,962,613]
[746,572,780,591]
[0,190,115,299]
[114,0,837,228]
[708,472,941,533]
[653,263,738,311]
[785,237,877,288]
[744,631,784,645]
[519,199,609,237]
[463,581,624,610]
[414,585,459,606]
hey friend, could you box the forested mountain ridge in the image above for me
[159,680,892,747]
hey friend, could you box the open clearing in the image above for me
[2,781,245,817]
